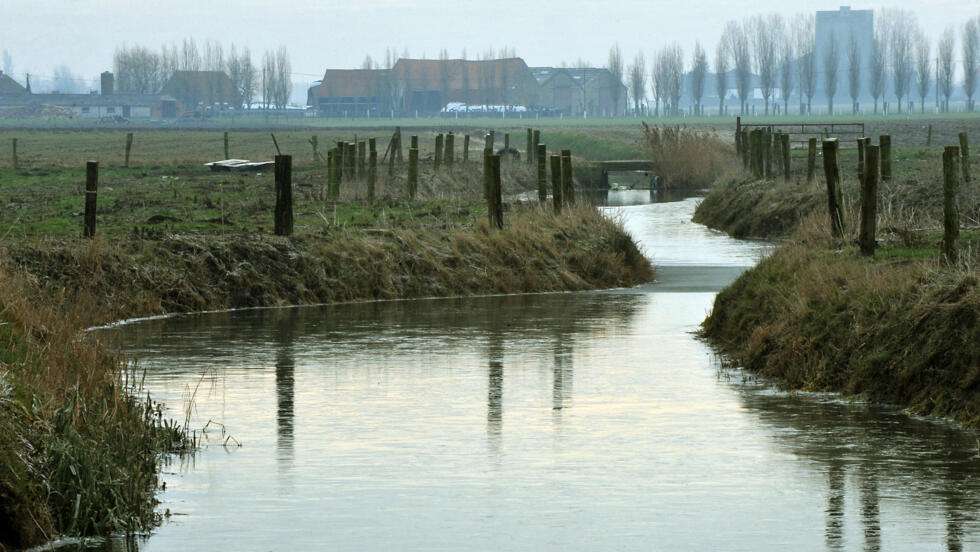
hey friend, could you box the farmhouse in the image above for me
[160,70,237,111]
[307,57,627,116]
[0,71,28,95]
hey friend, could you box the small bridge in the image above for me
[582,160,659,190]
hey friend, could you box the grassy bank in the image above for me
[697,133,980,427]
[704,240,980,426]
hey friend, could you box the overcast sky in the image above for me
[4,0,978,92]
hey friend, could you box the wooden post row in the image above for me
[550,155,562,213]
[858,145,879,256]
[488,155,503,229]
[560,149,575,206]
[822,138,845,239]
[942,146,960,264]
[536,144,547,203]
[125,132,134,168]
[84,161,98,237]
[274,155,293,236]
[408,147,419,199]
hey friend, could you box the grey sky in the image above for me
[4,0,978,92]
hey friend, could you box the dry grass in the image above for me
[642,123,737,189]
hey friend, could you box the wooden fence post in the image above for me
[395,126,403,162]
[857,137,866,183]
[880,135,892,182]
[526,128,533,164]
[735,116,742,154]
[445,133,454,166]
[434,134,443,169]
[488,154,503,229]
[532,129,540,160]
[483,148,491,199]
[84,161,98,238]
[959,132,971,183]
[368,149,377,201]
[764,128,772,179]
[536,144,547,203]
[781,133,791,180]
[274,155,293,236]
[561,149,575,206]
[822,138,845,239]
[741,130,749,169]
[503,133,510,153]
[357,141,366,177]
[463,134,470,163]
[410,135,418,150]
[329,148,341,198]
[927,124,933,147]
[550,154,563,213]
[751,130,764,178]
[807,138,817,183]
[942,146,960,265]
[859,145,879,256]
[223,131,229,160]
[408,147,419,199]
[125,132,134,167]
[11,138,17,169]
[773,131,782,174]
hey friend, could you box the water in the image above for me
[99,192,980,551]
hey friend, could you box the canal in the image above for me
[101,193,980,551]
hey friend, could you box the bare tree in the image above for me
[261,50,274,109]
[690,42,708,115]
[846,34,861,114]
[779,35,794,115]
[628,52,646,115]
[664,44,684,115]
[795,14,816,115]
[965,18,979,112]
[723,20,752,115]
[651,49,667,117]
[939,28,955,112]
[714,42,728,116]
[823,39,839,115]
[869,28,886,113]
[915,31,931,113]
[180,38,201,71]
[273,46,292,109]
[114,45,163,94]
[887,9,917,113]
[438,48,451,110]
[52,65,82,93]
[750,14,782,115]
[607,44,624,116]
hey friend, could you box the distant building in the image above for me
[815,6,874,100]
[0,92,181,119]
[307,58,627,116]
[160,71,237,111]
[0,71,28,95]
[307,69,386,116]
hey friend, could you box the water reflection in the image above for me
[730,377,980,550]
[487,334,503,459]
[824,461,845,551]
[273,309,296,463]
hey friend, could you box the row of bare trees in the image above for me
[112,38,291,109]
[612,9,980,116]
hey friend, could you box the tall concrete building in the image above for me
[815,6,874,105]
